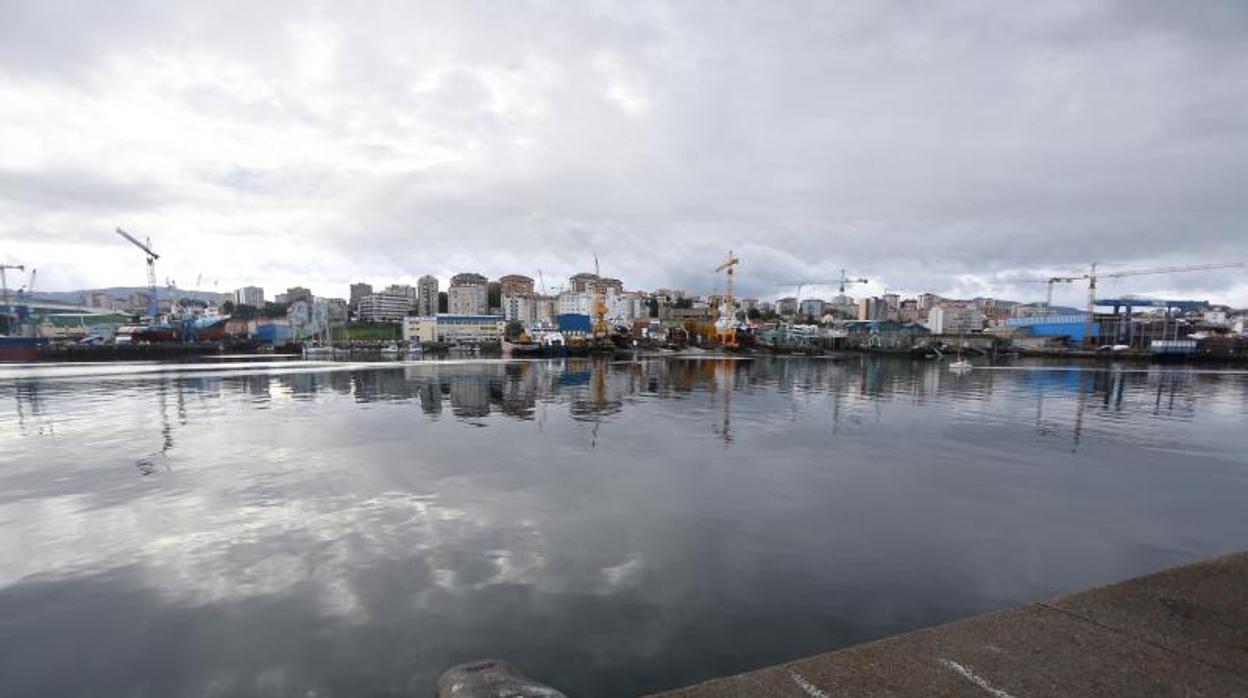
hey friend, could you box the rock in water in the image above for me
[437,659,567,698]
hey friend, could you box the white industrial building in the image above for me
[403,315,505,344]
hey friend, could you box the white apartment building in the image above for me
[417,275,439,316]
[927,305,984,334]
[357,292,410,323]
[232,286,265,307]
[448,283,488,315]
[503,294,537,325]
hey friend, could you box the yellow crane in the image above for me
[713,250,740,346]
[592,255,609,340]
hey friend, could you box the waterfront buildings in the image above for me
[403,315,506,344]
[357,291,411,323]
[449,273,489,315]
[85,291,118,310]
[417,275,439,316]
[232,286,264,308]
[285,286,313,306]
[927,305,984,334]
[568,272,623,294]
[498,275,535,297]
[326,298,349,324]
[349,283,372,313]
[857,297,887,321]
[799,298,825,318]
[384,284,418,305]
[503,294,537,325]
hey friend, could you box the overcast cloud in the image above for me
[1,0,1246,306]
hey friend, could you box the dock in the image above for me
[649,552,1248,697]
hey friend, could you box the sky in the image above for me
[1,0,1246,307]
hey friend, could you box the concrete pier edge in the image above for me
[648,551,1248,697]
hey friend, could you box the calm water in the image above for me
[2,356,1246,697]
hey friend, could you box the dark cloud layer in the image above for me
[1,0,1245,304]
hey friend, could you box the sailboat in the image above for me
[949,333,972,371]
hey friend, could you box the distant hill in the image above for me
[32,287,226,305]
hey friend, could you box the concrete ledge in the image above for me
[649,552,1248,697]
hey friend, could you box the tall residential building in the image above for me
[557,291,593,316]
[498,274,535,297]
[349,282,373,311]
[569,272,623,294]
[285,286,313,306]
[326,298,349,324]
[927,305,983,334]
[449,273,489,315]
[357,292,410,323]
[857,297,887,321]
[232,286,264,308]
[417,275,439,316]
[799,298,825,318]
[384,284,418,305]
[503,295,537,325]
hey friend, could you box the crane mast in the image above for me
[0,264,24,333]
[837,268,868,294]
[1041,261,1245,346]
[592,255,609,340]
[713,250,740,346]
[115,227,161,318]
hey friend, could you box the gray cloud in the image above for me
[1,0,1245,304]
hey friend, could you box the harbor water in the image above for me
[1,356,1246,697]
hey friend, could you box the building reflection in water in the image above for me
[3,358,1245,460]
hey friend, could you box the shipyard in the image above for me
[3,240,1247,366]
[5,1,1248,697]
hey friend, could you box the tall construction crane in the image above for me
[713,250,740,346]
[115,227,160,317]
[836,268,868,294]
[591,255,609,340]
[0,263,23,308]
[1044,261,1245,345]
[537,268,559,327]
[1,263,24,332]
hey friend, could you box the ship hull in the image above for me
[0,336,46,362]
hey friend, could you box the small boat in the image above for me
[949,332,972,371]
[502,337,545,357]
[302,343,335,358]
[380,342,401,357]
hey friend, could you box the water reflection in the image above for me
[0,357,1246,697]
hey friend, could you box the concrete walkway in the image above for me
[650,552,1248,697]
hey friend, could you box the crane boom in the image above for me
[114,227,160,317]
[1100,262,1243,279]
[1071,260,1245,346]
[115,227,160,259]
